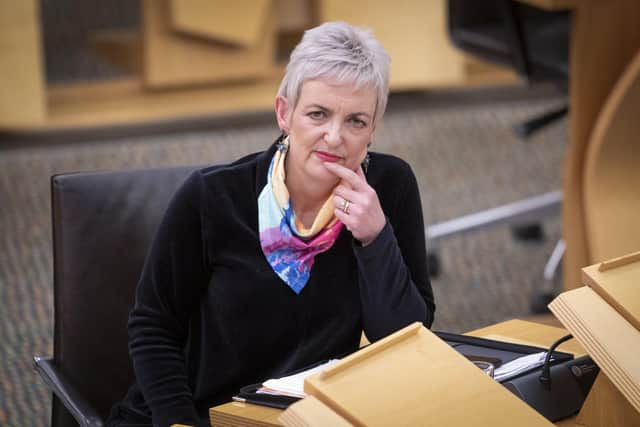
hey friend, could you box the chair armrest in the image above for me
[33,356,104,427]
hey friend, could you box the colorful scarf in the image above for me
[258,138,343,294]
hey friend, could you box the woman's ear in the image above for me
[275,96,291,133]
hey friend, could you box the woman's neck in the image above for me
[289,184,333,229]
[286,171,335,229]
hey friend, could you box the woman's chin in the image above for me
[311,168,340,188]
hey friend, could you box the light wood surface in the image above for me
[549,286,640,414]
[142,0,277,88]
[560,0,640,290]
[319,0,517,91]
[46,77,280,129]
[209,319,582,427]
[43,77,281,130]
[301,323,552,427]
[582,252,640,332]
[0,0,517,132]
[582,48,640,267]
[169,0,271,47]
[467,319,586,357]
[0,0,46,127]
[278,395,352,427]
[210,400,283,427]
[576,372,640,427]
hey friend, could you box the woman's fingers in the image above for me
[322,162,365,190]
[325,162,385,245]
[333,185,359,205]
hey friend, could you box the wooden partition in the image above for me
[582,49,640,263]
[0,0,516,132]
[169,0,271,47]
[558,0,640,290]
[142,0,277,88]
[0,0,46,127]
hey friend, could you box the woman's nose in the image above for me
[324,121,342,146]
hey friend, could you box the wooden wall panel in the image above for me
[318,0,467,90]
[561,1,640,290]
[142,0,277,89]
[583,50,640,263]
[170,0,271,47]
[0,0,46,126]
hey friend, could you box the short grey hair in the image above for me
[277,21,391,124]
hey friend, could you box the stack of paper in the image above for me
[260,360,340,398]
[493,352,547,382]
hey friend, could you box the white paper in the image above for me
[493,351,547,382]
[260,359,341,397]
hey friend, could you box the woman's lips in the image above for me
[315,151,342,162]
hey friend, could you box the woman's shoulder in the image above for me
[169,150,267,211]
[183,149,268,191]
[367,152,414,184]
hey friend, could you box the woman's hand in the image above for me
[323,162,386,246]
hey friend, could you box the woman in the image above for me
[108,21,435,427]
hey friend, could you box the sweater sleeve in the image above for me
[353,162,435,342]
[127,171,211,427]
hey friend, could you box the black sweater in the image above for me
[110,142,435,427]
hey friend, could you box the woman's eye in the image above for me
[308,111,325,119]
[349,118,367,128]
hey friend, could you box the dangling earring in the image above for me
[361,152,371,174]
[276,132,289,153]
[361,141,372,173]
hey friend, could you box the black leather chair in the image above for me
[34,165,199,427]
[427,1,568,311]
[447,0,570,139]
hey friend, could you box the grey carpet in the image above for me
[0,85,566,426]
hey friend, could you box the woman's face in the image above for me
[276,79,377,190]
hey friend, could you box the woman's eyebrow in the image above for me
[304,104,372,118]
[349,111,372,119]
[306,103,329,111]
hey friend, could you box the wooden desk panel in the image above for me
[209,319,579,426]
[210,401,282,427]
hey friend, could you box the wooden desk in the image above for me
[209,319,585,427]
[518,0,640,290]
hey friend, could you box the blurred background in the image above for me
[1,1,571,425]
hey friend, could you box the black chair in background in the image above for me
[447,0,570,139]
[34,166,198,427]
[425,1,570,312]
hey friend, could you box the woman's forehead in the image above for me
[297,79,377,112]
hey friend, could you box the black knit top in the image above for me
[108,142,435,427]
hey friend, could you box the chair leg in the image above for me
[424,192,562,281]
[514,105,568,139]
[530,239,565,314]
[427,251,441,279]
[511,222,545,241]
